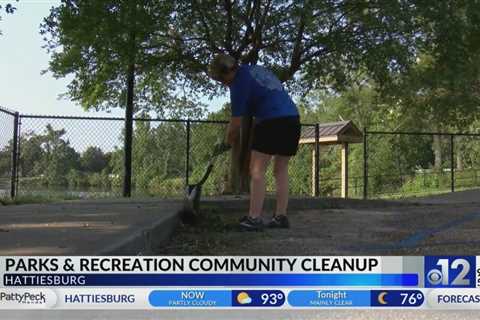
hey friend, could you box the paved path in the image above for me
[2,189,480,256]
[1,192,480,318]
[0,199,181,255]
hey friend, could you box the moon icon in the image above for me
[378,292,388,305]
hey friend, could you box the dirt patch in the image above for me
[155,206,276,255]
[157,202,480,255]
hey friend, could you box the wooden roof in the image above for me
[299,120,363,145]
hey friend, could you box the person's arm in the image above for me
[226,116,242,146]
[227,67,250,146]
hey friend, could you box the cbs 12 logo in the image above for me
[425,256,476,288]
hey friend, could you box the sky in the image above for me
[0,0,226,118]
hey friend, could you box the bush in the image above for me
[87,173,103,187]
[147,176,184,197]
[67,169,84,188]
[401,171,450,195]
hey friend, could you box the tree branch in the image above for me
[224,0,233,53]
[235,0,255,59]
[192,0,220,53]
[243,0,271,64]
[289,2,307,78]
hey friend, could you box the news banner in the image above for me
[1,256,480,310]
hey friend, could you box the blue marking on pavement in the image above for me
[395,211,480,248]
[347,211,480,251]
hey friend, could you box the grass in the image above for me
[374,185,480,200]
[0,194,82,206]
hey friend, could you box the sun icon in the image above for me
[237,292,252,304]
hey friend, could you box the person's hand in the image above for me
[213,138,231,156]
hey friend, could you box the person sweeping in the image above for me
[209,54,301,231]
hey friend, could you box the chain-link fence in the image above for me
[317,142,364,199]
[262,125,314,197]
[0,107,16,198]
[188,120,229,196]
[4,105,480,201]
[16,115,125,199]
[365,131,480,198]
[5,113,357,200]
[129,119,230,198]
[9,115,233,199]
[131,119,185,198]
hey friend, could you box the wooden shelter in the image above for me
[299,121,363,198]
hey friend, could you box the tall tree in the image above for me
[41,0,431,109]
[42,0,162,195]
[42,1,477,193]
[35,125,80,186]
[18,133,44,177]
[40,0,197,115]
[137,0,424,95]
[80,146,108,173]
[41,0,206,195]
[382,1,480,169]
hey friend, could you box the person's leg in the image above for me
[249,150,272,218]
[273,155,291,216]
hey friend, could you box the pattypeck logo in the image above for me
[0,291,46,304]
[0,289,57,309]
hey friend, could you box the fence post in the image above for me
[123,115,133,198]
[450,134,454,192]
[185,120,191,187]
[123,62,135,198]
[10,112,19,199]
[314,124,320,197]
[15,115,22,197]
[363,127,368,199]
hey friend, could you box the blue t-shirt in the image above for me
[229,65,298,121]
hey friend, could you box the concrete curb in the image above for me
[0,199,184,256]
[96,209,180,255]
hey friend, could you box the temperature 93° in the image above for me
[232,290,285,307]
[261,292,284,305]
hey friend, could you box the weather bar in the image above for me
[289,290,424,307]
[147,289,425,308]
[3,273,418,287]
[148,290,286,307]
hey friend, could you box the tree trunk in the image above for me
[239,116,254,191]
[228,116,254,193]
[228,136,241,193]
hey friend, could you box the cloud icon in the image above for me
[243,297,252,304]
[237,292,252,305]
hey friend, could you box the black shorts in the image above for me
[252,116,301,156]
